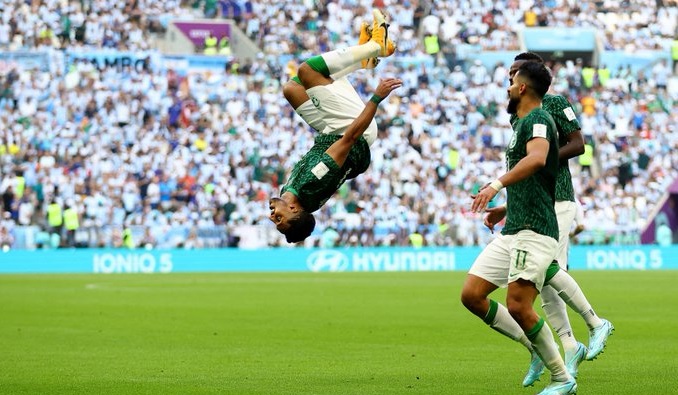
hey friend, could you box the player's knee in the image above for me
[297,63,313,85]
[506,298,531,325]
[282,81,295,99]
[460,285,483,313]
[282,81,306,107]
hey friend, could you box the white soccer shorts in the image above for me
[305,77,377,146]
[469,230,558,292]
[295,100,327,133]
[555,200,577,270]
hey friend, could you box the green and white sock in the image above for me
[330,62,363,80]
[541,284,578,352]
[547,269,603,330]
[526,318,571,382]
[305,43,380,77]
[484,299,533,350]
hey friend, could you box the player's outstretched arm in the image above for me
[325,78,402,167]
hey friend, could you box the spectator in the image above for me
[656,218,673,246]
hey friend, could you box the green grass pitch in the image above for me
[1,271,677,394]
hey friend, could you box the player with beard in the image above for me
[461,61,577,395]
[500,52,614,386]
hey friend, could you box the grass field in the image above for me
[1,271,677,394]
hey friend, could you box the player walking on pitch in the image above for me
[511,52,613,384]
[495,52,614,386]
[461,61,577,395]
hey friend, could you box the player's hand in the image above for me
[471,186,498,214]
[483,206,507,234]
[374,78,403,98]
[471,182,490,197]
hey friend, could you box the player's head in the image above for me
[269,197,316,243]
[507,61,552,114]
[509,52,544,78]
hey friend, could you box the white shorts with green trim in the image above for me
[295,100,327,133]
[305,77,377,146]
[468,230,557,292]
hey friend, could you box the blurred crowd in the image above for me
[0,0,677,249]
[0,0,184,51]
[1,0,676,53]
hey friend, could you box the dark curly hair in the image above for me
[514,52,545,63]
[516,61,552,98]
[282,211,316,243]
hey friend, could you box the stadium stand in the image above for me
[0,0,676,249]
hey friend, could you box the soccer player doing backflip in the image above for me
[269,9,400,243]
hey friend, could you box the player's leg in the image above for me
[510,282,576,395]
[461,236,544,386]
[541,201,586,377]
[297,9,394,90]
[283,77,311,110]
[330,22,380,80]
[462,236,532,345]
[283,77,327,133]
[283,21,379,136]
[551,200,613,360]
[545,264,614,361]
[506,231,575,394]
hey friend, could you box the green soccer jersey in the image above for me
[503,107,560,240]
[281,134,371,213]
[510,94,581,202]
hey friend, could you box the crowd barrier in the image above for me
[0,245,676,274]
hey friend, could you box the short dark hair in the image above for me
[282,211,316,243]
[516,61,552,98]
[514,52,544,63]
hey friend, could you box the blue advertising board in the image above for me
[65,50,162,72]
[523,28,597,51]
[599,50,672,74]
[0,50,50,71]
[1,245,677,274]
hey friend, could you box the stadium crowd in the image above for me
[1,0,676,53]
[0,0,677,249]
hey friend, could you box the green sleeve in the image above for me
[544,95,581,135]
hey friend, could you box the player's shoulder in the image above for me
[522,108,556,134]
[543,93,571,110]
[543,93,579,124]
[525,107,553,123]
